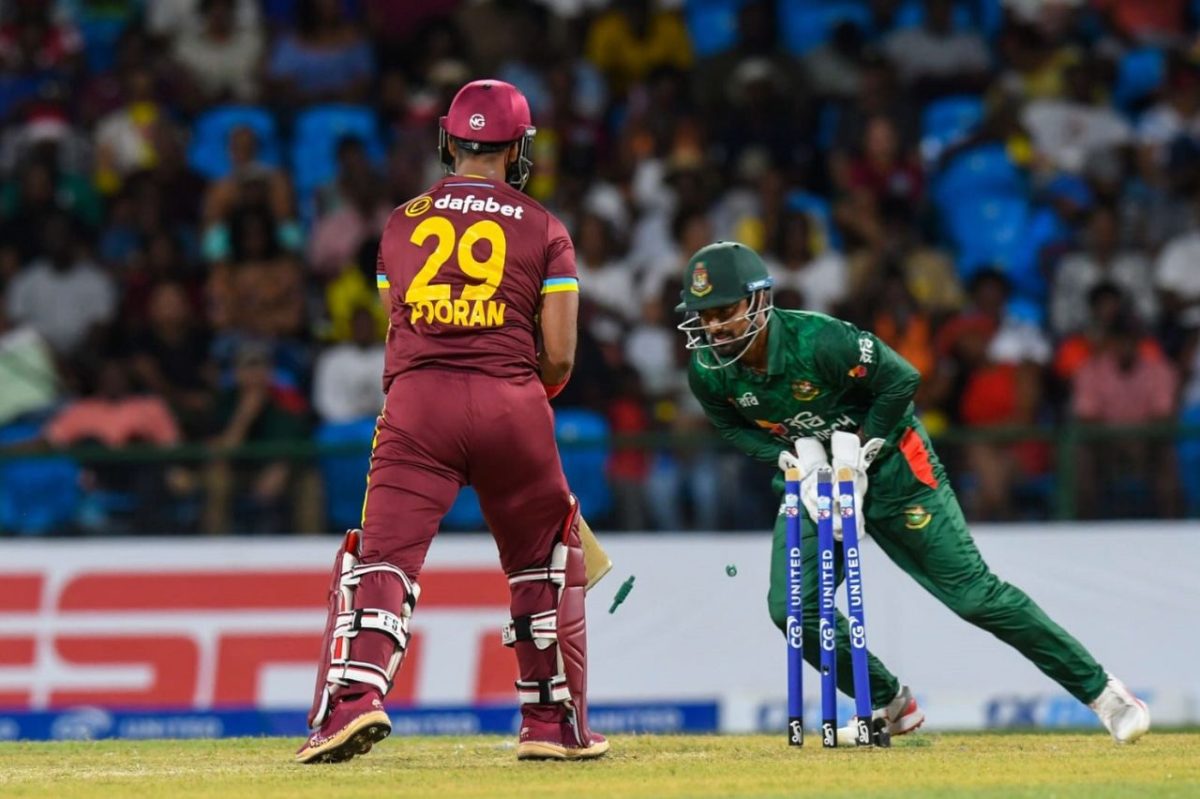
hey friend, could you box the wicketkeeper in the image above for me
[678,241,1150,743]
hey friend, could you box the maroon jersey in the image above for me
[377,176,578,389]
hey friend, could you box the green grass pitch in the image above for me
[2,732,1198,798]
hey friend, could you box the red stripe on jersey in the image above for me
[899,428,939,490]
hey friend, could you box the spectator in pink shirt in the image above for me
[1072,313,1180,518]
[39,359,186,532]
[45,361,180,449]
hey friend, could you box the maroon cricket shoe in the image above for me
[516,705,609,761]
[295,692,391,764]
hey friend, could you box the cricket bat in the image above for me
[579,515,613,592]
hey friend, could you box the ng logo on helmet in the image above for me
[469,113,486,130]
[690,263,712,297]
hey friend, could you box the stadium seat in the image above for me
[0,422,80,536]
[290,104,385,205]
[977,0,1003,38]
[945,195,1036,283]
[79,14,128,74]
[890,0,973,31]
[1178,403,1200,517]
[554,408,613,523]
[932,143,1027,213]
[316,417,489,532]
[684,0,745,58]
[1114,48,1166,114]
[778,0,872,56]
[920,95,984,165]
[315,417,375,530]
[187,106,283,180]
[785,190,842,251]
[442,486,486,531]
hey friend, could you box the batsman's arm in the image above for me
[687,366,783,464]
[816,321,920,441]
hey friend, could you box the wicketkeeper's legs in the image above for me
[866,425,1109,705]
[866,477,1109,704]
[768,507,902,710]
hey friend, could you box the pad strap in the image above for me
[334,608,411,649]
[515,675,571,705]
[326,660,392,696]
[501,609,557,649]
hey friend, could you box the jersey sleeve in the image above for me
[542,214,579,296]
[688,365,784,464]
[813,319,920,440]
[375,242,389,291]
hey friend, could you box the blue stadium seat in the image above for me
[684,0,745,57]
[1114,48,1166,114]
[290,104,385,203]
[932,143,1027,213]
[890,0,973,31]
[1178,403,1200,517]
[187,106,282,180]
[315,417,375,530]
[945,195,1036,282]
[785,190,843,251]
[778,0,872,56]
[79,14,128,74]
[443,486,486,531]
[977,0,1003,38]
[554,408,613,522]
[0,422,80,536]
[920,95,984,165]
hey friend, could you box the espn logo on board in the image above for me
[0,566,515,709]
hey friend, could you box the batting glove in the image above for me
[830,431,885,527]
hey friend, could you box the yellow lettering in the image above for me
[453,299,469,326]
[434,300,453,323]
[469,300,486,327]
[486,302,505,327]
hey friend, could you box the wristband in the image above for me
[543,373,570,400]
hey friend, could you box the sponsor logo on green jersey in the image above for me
[790,380,820,401]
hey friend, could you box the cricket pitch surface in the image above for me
[3,731,1198,798]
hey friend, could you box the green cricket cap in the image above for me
[676,241,773,312]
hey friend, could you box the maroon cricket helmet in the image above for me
[438,79,537,190]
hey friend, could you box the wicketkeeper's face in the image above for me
[698,298,752,357]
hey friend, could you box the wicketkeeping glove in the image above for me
[830,431,885,527]
[778,438,837,538]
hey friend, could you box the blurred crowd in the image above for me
[2,0,1200,535]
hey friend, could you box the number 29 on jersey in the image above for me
[405,215,508,328]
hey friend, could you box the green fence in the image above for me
[1,423,1198,534]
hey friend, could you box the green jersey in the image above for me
[690,309,1111,712]
[687,309,921,464]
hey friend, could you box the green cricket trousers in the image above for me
[766,424,1108,709]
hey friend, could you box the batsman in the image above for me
[678,241,1150,744]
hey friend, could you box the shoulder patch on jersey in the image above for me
[903,505,932,530]
[405,196,432,217]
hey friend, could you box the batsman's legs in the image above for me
[768,506,901,710]
[470,375,608,761]
[297,376,466,764]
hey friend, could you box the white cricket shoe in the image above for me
[836,685,925,745]
[1089,673,1150,744]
